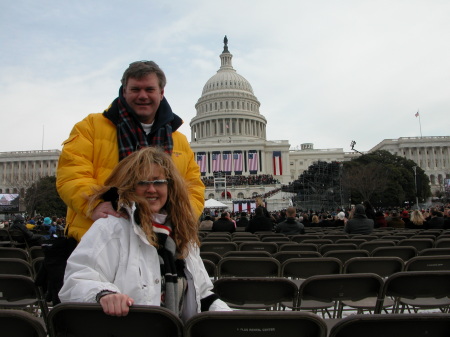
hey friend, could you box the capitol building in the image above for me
[1,37,449,211]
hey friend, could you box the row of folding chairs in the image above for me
[0,246,44,262]
[200,241,450,265]
[201,255,450,280]
[4,304,449,337]
[212,271,450,317]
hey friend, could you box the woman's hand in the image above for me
[99,293,134,316]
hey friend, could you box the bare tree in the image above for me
[341,162,389,202]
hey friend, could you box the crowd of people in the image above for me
[200,203,450,235]
[201,174,280,187]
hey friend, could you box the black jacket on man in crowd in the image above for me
[246,207,274,233]
[212,212,235,233]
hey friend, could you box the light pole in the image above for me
[412,166,419,210]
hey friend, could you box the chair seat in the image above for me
[0,298,38,307]
[342,297,394,311]
[400,297,450,309]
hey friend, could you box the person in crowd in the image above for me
[426,210,445,229]
[274,207,305,235]
[43,217,57,238]
[10,215,46,246]
[255,197,276,222]
[334,211,347,227]
[198,215,213,231]
[59,147,230,319]
[246,207,274,233]
[407,209,427,229]
[363,200,376,220]
[276,210,287,224]
[345,204,374,235]
[212,212,235,233]
[56,60,204,242]
[400,210,411,227]
[374,211,387,228]
[387,210,405,228]
[235,212,249,228]
[309,214,320,226]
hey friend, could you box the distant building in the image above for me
[369,136,450,194]
[0,150,60,197]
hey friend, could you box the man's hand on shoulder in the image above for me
[91,201,123,221]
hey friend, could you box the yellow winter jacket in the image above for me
[56,113,204,242]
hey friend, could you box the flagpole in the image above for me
[416,110,423,138]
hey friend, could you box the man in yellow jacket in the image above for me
[57,61,205,242]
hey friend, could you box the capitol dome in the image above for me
[190,36,267,142]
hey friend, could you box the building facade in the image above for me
[369,136,450,194]
[0,150,60,196]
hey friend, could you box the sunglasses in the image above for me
[136,179,169,188]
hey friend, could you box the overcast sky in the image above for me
[1,0,449,154]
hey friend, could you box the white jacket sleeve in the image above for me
[58,217,122,303]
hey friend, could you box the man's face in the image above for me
[123,73,164,124]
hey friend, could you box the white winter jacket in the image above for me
[59,205,230,319]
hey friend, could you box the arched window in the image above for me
[208,193,215,199]
[237,192,244,199]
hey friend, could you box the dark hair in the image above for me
[121,61,167,89]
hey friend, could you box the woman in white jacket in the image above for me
[59,147,230,321]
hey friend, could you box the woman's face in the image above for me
[134,163,168,213]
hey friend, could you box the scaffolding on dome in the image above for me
[282,161,348,211]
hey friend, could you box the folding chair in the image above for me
[419,247,450,256]
[351,235,378,241]
[319,244,358,255]
[405,255,450,272]
[278,243,318,252]
[273,251,321,263]
[371,246,417,261]
[217,256,280,278]
[261,236,290,242]
[0,308,47,337]
[329,313,450,337]
[358,240,396,253]
[281,257,342,288]
[202,259,217,280]
[343,256,404,278]
[0,275,49,325]
[322,250,370,264]
[48,303,183,337]
[397,238,434,252]
[200,251,222,264]
[321,235,349,243]
[185,310,327,337]
[0,247,30,261]
[29,246,45,261]
[290,235,321,243]
[302,239,333,247]
[200,242,238,256]
[0,228,12,247]
[201,236,231,242]
[435,238,450,248]
[0,258,33,277]
[213,277,298,310]
[297,273,384,318]
[335,238,366,246]
[239,242,278,254]
[223,251,272,258]
[382,271,450,313]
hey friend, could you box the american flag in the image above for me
[415,111,420,117]
[273,151,282,175]
[222,153,232,173]
[233,152,243,173]
[248,151,258,172]
[196,153,207,174]
[212,153,221,172]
